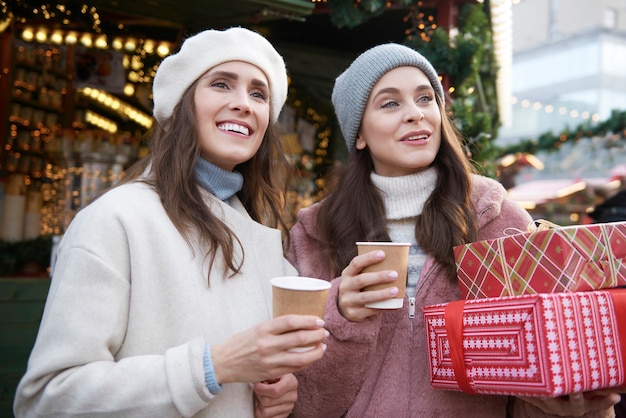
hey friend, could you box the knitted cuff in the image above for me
[203,345,223,394]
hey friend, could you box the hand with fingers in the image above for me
[518,390,622,417]
[252,373,298,418]
[211,315,328,385]
[337,249,401,322]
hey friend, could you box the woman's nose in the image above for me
[405,103,425,122]
[230,91,252,113]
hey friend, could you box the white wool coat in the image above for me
[14,181,297,417]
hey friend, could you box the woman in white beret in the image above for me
[286,43,621,417]
[14,27,327,418]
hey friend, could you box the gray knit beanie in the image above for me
[332,43,445,154]
[153,27,287,128]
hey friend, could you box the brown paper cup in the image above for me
[357,242,410,309]
[271,276,331,352]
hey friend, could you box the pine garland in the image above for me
[501,109,626,156]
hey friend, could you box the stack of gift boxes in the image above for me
[423,221,626,397]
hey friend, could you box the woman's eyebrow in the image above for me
[371,86,400,101]
[205,70,238,80]
[204,70,268,89]
[371,84,433,101]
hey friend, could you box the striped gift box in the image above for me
[423,289,626,396]
[454,221,626,300]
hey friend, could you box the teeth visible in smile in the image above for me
[404,134,428,141]
[218,123,249,136]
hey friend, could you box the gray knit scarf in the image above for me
[194,158,243,201]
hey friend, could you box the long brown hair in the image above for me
[316,97,477,279]
[119,78,291,282]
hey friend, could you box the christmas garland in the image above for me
[500,109,626,156]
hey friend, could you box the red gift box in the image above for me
[423,289,626,396]
[454,221,626,300]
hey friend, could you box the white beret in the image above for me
[153,27,288,126]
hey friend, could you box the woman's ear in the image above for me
[355,133,367,150]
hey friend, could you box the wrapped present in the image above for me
[454,221,626,300]
[423,289,626,396]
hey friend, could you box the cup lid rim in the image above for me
[271,276,331,291]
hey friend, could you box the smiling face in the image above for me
[357,66,442,177]
[193,61,271,171]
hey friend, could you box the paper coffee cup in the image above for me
[271,276,331,352]
[356,242,410,309]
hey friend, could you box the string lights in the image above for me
[404,2,437,43]
[19,25,172,83]
[78,87,153,130]
[511,96,601,123]
[13,19,162,132]
[4,1,174,106]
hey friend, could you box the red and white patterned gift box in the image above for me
[454,221,626,300]
[424,289,626,396]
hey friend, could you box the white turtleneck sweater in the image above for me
[370,167,437,298]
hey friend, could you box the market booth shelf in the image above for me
[424,289,626,397]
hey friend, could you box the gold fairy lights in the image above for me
[79,87,153,130]
[8,1,172,97]
[11,2,165,131]
[404,2,437,43]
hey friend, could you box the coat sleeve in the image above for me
[286,205,334,281]
[471,175,534,240]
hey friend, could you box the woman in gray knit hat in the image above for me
[14,27,327,418]
[286,43,621,417]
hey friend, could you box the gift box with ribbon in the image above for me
[454,221,626,300]
[424,289,626,396]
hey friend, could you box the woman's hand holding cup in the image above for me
[338,242,410,322]
[211,313,327,385]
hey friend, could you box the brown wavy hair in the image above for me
[315,97,477,279]
[118,78,291,283]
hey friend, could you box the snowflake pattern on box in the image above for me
[454,221,626,300]
[424,290,626,396]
